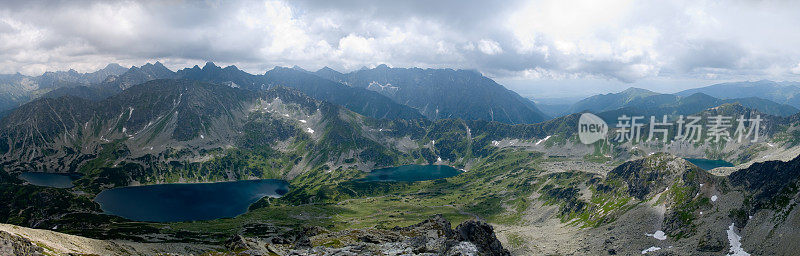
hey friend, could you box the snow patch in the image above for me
[646,230,667,240]
[299,119,307,123]
[200,134,205,139]
[641,246,661,254]
[535,135,551,145]
[711,195,718,202]
[726,223,750,256]
[306,128,314,134]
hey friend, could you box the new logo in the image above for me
[578,113,607,145]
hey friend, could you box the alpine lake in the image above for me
[21,164,462,222]
[685,158,735,170]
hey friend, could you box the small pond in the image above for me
[685,158,734,170]
[363,164,462,182]
[18,172,80,188]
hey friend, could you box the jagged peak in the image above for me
[218,65,250,76]
[266,66,295,73]
[202,61,220,70]
[317,66,338,73]
[292,65,308,72]
[103,63,124,69]
[139,61,173,73]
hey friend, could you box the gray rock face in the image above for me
[226,215,510,256]
[0,231,45,256]
[455,220,510,256]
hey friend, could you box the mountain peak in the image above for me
[202,62,220,70]
[290,65,309,72]
[140,62,173,73]
[103,63,124,70]
[315,66,343,77]
[318,66,336,72]
[375,64,390,70]
[266,66,291,73]
[620,87,654,94]
[684,92,715,99]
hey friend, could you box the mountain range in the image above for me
[3,63,800,255]
[0,63,130,115]
[5,62,548,125]
[561,86,800,120]
[676,80,800,108]
[314,64,549,124]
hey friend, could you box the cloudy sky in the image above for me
[2,0,800,98]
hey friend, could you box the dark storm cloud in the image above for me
[0,0,799,82]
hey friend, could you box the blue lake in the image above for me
[19,172,80,188]
[363,165,462,182]
[685,158,734,170]
[94,179,289,222]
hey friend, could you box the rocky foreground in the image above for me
[0,215,509,256]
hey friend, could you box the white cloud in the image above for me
[0,0,799,84]
[792,63,800,75]
[478,39,503,55]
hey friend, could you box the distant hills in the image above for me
[569,87,661,114]
[0,64,129,114]
[564,85,800,120]
[676,80,800,108]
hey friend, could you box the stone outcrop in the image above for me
[0,231,46,256]
[226,214,510,256]
[455,220,510,256]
